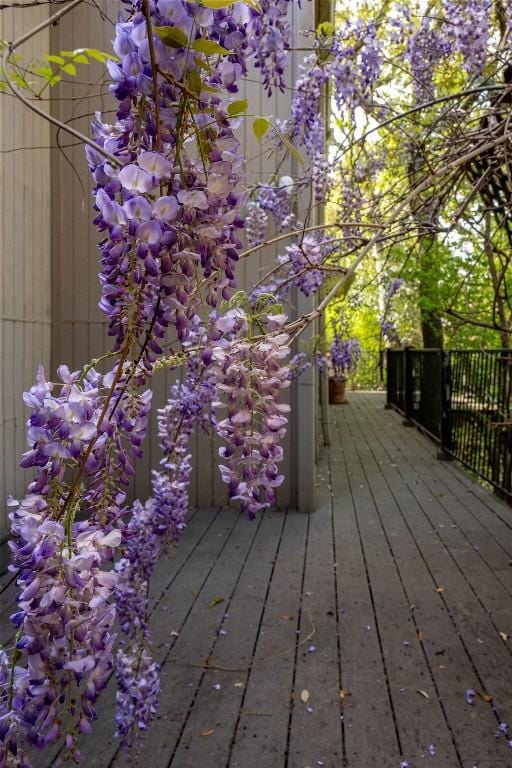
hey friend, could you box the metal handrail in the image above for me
[386,348,512,500]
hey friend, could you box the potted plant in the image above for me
[329,333,361,404]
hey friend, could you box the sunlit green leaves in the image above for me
[61,62,77,76]
[192,39,229,55]
[228,98,249,116]
[252,116,270,141]
[187,70,202,95]
[201,0,262,9]
[154,26,189,48]
[316,21,334,36]
[80,47,114,63]
[3,47,115,93]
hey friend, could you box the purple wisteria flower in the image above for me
[114,362,215,753]
[257,177,294,226]
[280,235,326,297]
[406,17,451,102]
[330,335,361,382]
[380,279,403,346]
[245,202,268,247]
[287,351,328,381]
[115,649,160,750]
[211,310,290,518]
[1,0,275,761]
[87,0,254,369]
[1,361,153,763]
[443,0,491,76]
[249,0,293,95]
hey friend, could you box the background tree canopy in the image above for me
[321,0,512,352]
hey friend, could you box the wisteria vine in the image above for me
[3,0,512,766]
[0,0,296,764]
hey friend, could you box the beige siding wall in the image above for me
[0,4,52,535]
[0,1,317,527]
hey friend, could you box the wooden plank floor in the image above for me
[4,392,512,767]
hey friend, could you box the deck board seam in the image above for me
[225,508,289,767]
[105,508,242,768]
[334,413,405,759]
[327,438,348,767]
[371,399,512,604]
[353,396,512,732]
[168,509,267,766]
[283,506,311,767]
[346,401,467,765]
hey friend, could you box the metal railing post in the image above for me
[385,349,392,408]
[438,349,453,460]
[403,347,414,426]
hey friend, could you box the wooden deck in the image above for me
[4,391,512,767]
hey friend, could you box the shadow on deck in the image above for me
[6,392,512,767]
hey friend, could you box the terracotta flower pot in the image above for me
[329,378,348,404]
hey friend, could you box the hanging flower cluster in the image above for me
[331,20,382,112]
[248,0,292,95]
[1,363,152,765]
[114,361,215,752]
[1,1,282,764]
[330,335,361,382]
[244,201,268,247]
[87,0,256,369]
[279,234,327,297]
[443,0,491,76]
[210,309,290,518]
[406,17,452,102]
[256,176,294,228]
[287,351,328,380]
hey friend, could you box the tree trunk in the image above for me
[408,149,444,350]
[419,238,444,348]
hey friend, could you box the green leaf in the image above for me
[61,62,77,76]
[70,53,89,64]
[228,98,249,116]
[83,47,118,63]
[270,120,304,165]
[209,596,225,608]
[46,54,65,65]
[192,38,229,55]
[200,0,264,10]
[154,26,189,48]
[187,70,202,95]
[12,72,29,88]
[32,65,53,80]
[252,116,270,141]
[48,75,62,87]
[201,0,236,7]
[316,21,334,36]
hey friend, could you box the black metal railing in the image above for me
[387,348,512,499]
